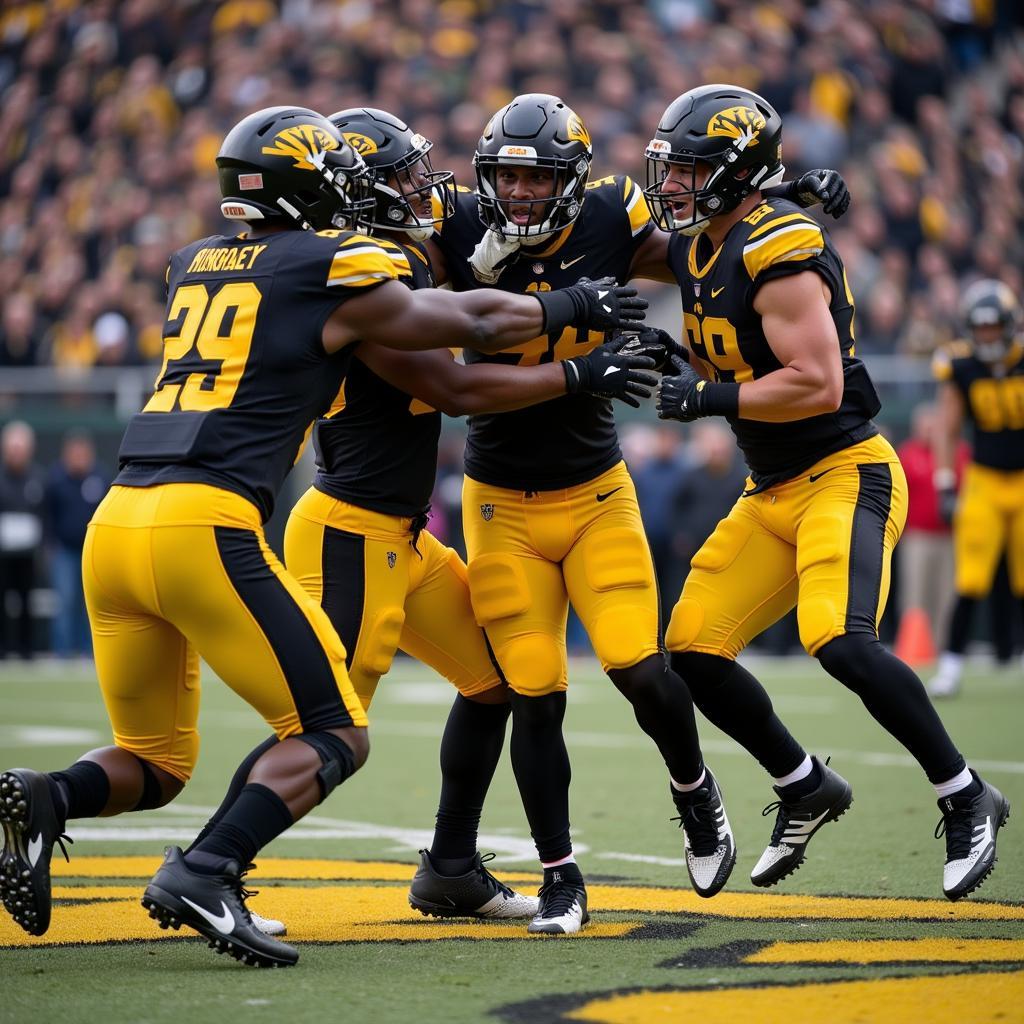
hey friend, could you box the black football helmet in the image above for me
[217,106,374,231]
[644,84,784,236]
[328,107,456,241]
[962,279,1022,364]
[474,94,593,240]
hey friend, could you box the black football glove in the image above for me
[564,335,659,408]
[937,486,958,526]
[794,168,851,219]
[535,275,648,336]
[618,327,690,374]
[656,354,706,422]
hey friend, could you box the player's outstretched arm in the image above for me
[357,335,658,416]
[323,277,647,354]
[657,271,842,424]
[763,169,851,218]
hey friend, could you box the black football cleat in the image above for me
[0,768,71,936]
[751,756,853,887]
[409,849,539,920]
[936,772,1010,901]
[527,862,589,935]
[141,847,298,967]
[671,769,736,898]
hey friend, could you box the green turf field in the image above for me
[1,658,1021,1023]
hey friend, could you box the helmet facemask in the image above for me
[475,152,591,242]
[962,280,1022,367]
[367,136,456,241]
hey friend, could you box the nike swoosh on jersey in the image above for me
[182,896,236,934]
[808,467,838,483]
[596,487,623,502]
[560,254,587,270]
[711,286,725,298]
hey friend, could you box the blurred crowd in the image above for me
[1,0,1023,370]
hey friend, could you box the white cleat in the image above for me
[249,910,287,937]
[527,864,589,935]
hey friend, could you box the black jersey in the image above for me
[312,238,443,516]
[114,229,398,521]
[933,342,1024,470]
[436,175,653,490]
[666,199,881,490]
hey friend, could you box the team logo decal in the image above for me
[261,124,339,170]
[566,112,592,150]
[387,551,397,569]
[480,503,495,522]
[237,172,263,190]
[706,105,765,147]
[532,262,544,275]
[343,132,378,156]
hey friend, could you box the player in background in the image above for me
[928,281,1024,698]
[0,106,646,967]
[420,92,846,931]
[188,107,657,933]
[649,84,1008,901]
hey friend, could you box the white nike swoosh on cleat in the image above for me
[182,896,236,934]
[27,835,42,867]
[603,366,621,376]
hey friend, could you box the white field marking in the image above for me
[594,852,686,867]
[0,725,102,746]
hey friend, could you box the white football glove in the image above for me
[468,228,522,284]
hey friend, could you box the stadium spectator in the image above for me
[0,420,45,660]
[0,1,1020,371]
[46,430,109,659]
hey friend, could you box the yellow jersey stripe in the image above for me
[374,240,414,278]
[747,212,819,241]
[326,245,399,288]
[742,223,824,279]
[625,180,652,237]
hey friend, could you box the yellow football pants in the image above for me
[462,461,661,696]
[667,435,908,659]
[82,484,366,783]
[284,487,502,711]
[954,462,1024,597]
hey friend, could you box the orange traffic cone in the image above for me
[894,606,937,667]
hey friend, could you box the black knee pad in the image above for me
[131,756,168,811]
[670,650,735,700]
[508,690,566,730]
[296,731,357,802]
[816,633,878,691]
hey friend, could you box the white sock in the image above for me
[937,652,964,678]
[670,768,707,793]
[773,754,814,789]
[541,854,576,869]
[934,766,973,799]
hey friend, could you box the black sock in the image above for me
[48,761,111,821]
[817,634,966,783]
[185,735,279,855]
[777,759,823,801]
[429,696,511,866]
[509,691,572,863]
[608,654,704,784]
[185,783,292,871]
[671,651,807,778]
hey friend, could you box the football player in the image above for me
[928,280,1024,698]
[649,85,1009,901]
[0,106,647,967]
[417,93,848,931]
[189,107,657,933]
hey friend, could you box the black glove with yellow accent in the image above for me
[657,354,739,422]
[535,275,648,336]
[564,335,659,408]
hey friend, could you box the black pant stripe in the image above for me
[213,527,353,731]
[845,463,894,635]
[321,526,366,672]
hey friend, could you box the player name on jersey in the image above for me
[185,243,268,273]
